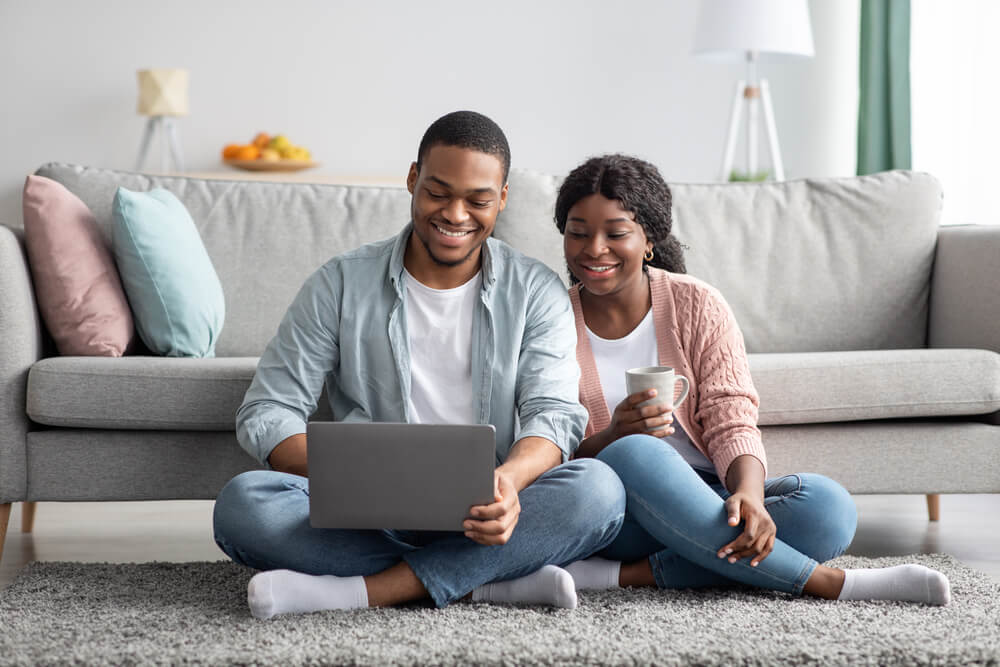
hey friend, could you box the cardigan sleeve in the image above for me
[689,287,768,486]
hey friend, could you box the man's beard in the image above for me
[416,221,486,267]
[426,241,484,267]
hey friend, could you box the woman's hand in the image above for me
[717,491,776,567]
[575,389,676,459]
[607,389,676,440]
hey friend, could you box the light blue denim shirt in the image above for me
[236,223,588,467]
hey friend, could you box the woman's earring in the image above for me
[644,248,654,262]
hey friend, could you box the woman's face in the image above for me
[563,193,652,298]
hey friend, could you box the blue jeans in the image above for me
[596,435,857,595]
[213,459,625,607]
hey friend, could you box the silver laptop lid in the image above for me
[307,422,496,531]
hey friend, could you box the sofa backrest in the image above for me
[33,163,941,356]
[34,163,412,357]
[477,167,943,353]
[671,171,942,352]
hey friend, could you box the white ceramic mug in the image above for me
[625,366,690,414]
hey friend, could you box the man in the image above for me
[213,111,625,619]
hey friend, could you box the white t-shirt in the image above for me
[586,309,715,473]
[404,268,481,425]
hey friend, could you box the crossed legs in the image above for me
[587,435,949,605]
[213,458,625,615]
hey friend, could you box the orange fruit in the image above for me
[222,144,243,159]
[233,145,260,160]
[252,132,270,149]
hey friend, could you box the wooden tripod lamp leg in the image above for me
[758,79,785,181]
[720,79,745,182]
[926,494,940,521]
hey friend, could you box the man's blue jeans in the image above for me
[213,459,626,607]
[596,435,858,595]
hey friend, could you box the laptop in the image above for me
[307,422,497,531]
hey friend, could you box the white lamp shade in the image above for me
[693,0,814,63]
[137,69,189,116]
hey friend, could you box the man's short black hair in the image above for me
[416,111,511,182]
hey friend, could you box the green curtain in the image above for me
[857,0,911,174]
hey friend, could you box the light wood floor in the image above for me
[2,493,999,591]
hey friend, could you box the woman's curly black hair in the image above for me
[554,154,686,281]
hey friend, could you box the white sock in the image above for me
[837,564,951,606]
[247,569,369,620]
[471,565,578,609]
[564,557,622,590]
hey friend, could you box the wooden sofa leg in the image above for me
[0,503,10,563]
[926,493,940,521]
[21,501,36,533]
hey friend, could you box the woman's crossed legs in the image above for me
[567,435,949,605]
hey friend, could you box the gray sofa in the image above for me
[2,163,998,561]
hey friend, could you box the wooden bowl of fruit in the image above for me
[222,133,319,171]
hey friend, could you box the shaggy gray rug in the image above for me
[0,554,997,666]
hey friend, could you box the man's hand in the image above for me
[717,491,776,567]
[463,470,521,546]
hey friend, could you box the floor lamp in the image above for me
[135,69,188,173]
[693,0,814,181]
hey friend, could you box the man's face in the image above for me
[406,144,508,271]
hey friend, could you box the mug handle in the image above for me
[673,375,690,409]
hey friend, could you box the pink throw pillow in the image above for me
[22,175,135,356]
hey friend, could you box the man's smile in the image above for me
[433,223,475,238]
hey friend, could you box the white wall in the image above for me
[0,0,859,226]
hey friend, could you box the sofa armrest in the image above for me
[929,225,1000,353]
[0,224,44,502]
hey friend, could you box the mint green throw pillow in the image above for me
[112,187,225,357]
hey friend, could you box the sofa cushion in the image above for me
[474,169,944,354]
[33,164,943,357]
[671,171,943,353]
[27,357,258,430]
[34,163,412,357]
[22,175,135,356]
[112,187,225,357]
[751,348,1000,425]
[497,168,568,284]
[27,349,999,432]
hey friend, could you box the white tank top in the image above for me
[586,309,715,473]
[403,268,480,425]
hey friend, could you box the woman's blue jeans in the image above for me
[213,458,626,607]
[596,434,857,595]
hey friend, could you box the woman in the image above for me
[557,154,950,605]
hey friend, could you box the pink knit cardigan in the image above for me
[570,267,767,486]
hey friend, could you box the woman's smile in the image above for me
[579,262,622,278]
[564,193,651,298]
